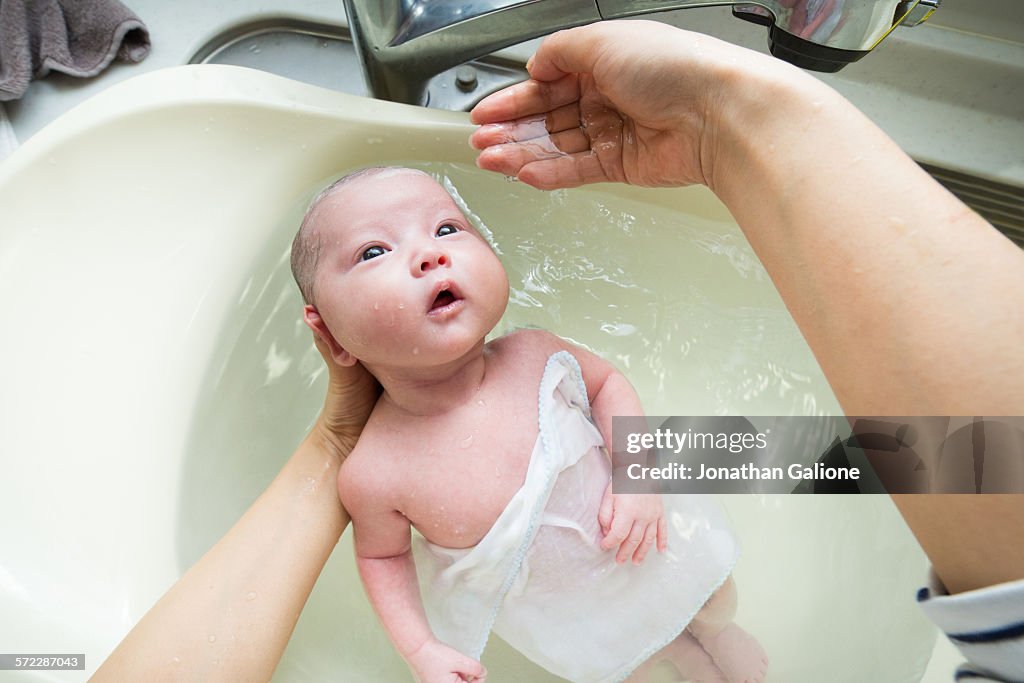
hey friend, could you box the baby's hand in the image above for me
[598,481,668,564]
[407,638,487,683]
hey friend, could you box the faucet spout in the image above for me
[343,0,941,106]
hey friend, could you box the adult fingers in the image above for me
[470,73,580,125]
[518,152,610,190]
[477,148,609,190]
[476,128,589,168]
[470,104,582,150]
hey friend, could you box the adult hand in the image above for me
[469,20,779,190]
[310,332,380,462]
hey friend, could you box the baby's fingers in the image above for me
[631,523,659,565]
[615,522,646,564]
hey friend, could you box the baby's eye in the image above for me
[436,224,459,237]
[360,245,388,261]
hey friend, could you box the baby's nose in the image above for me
[415,249,449,274]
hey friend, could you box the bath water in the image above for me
[181,162,934,682]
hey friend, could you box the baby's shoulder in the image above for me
[488,327,573,360]
[337,419,402,503]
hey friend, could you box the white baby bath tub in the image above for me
[0,65,944,681]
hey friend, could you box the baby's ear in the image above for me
[303,305,357,366]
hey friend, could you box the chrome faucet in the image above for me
[342,0,940,106]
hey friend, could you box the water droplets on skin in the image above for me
[373,301,381,311]
[172,657,181,664]
[459,434,474,448]
[246,591,258,601]
[476,399,486,407]
[208,635,217,643]
[412,346,420,355]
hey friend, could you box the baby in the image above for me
[291,166,768,683]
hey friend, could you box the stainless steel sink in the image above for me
[190,18,528,111]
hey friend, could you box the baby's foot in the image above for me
[661,631,728,682]
[692,623,768,683]
[626,631,727,683]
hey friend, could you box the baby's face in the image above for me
[311,169,509,368]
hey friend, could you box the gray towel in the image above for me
[0,0,150,101]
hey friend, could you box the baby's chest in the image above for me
[392,396,540,548]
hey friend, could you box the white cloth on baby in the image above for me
[412,351,739,683]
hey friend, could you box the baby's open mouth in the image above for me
[431,289,457,311]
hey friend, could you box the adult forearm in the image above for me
[92,430,350,682]
[710,63,1024,415]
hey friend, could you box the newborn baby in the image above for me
[291,167,767,683]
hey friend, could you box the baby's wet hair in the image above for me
[291,166,428,306]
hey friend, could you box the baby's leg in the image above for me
[686,577,768,683]
[626,631,726,683]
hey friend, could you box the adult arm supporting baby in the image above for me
[93,338,378,682]
[340,460,487,683]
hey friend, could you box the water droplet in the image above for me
[397,303,405,309]
[208,635,217,643]
[459,434,474,448]
[212,659,220,666]
[246,591,258,601]
[476,399,486,407]
[373,301,380,310]
[412,346,420,355]
[172,656,181,664]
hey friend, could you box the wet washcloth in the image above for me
[0,0,150,101]
[412,351,739,683]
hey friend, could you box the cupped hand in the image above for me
[470,20,752,190]
[407,639,487,683]
[311,333,380,461]
[598,481,668,565]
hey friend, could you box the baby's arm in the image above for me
[338,454,486,682]
[552,336,668,565]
